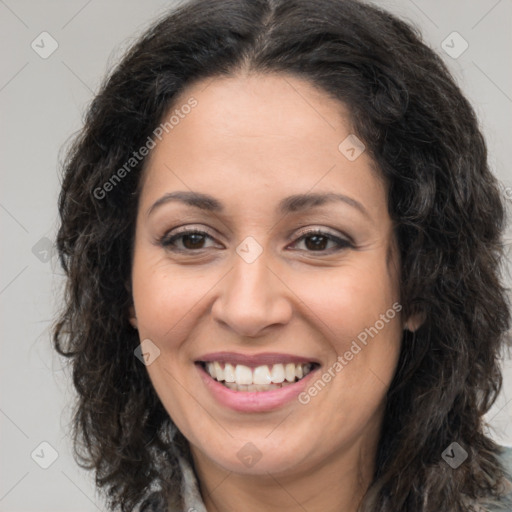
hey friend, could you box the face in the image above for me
[130,72,406,478]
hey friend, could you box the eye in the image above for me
[158,227,353,254]
[289,229,353,253]
[159,228,219,252]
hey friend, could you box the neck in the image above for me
[190,432,379,512]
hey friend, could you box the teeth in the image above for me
[253,365,272,385]
[270,363,285,383]
[224,363,236,383]
[285,363,296,382]
[213,361,224,381]
[203,361,315,388]
[235,364,253,385]
[225,382,291,392]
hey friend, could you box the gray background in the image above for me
[1,0,511,510]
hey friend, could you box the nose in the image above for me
[210,250,293,338]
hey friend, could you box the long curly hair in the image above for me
[53,0,512,510]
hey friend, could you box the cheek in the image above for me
[296,258,400,341]
[294,258,402,406]
[130,247,205,345]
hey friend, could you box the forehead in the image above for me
[139,72,386,218]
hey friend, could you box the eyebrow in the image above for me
[146,190,369,218]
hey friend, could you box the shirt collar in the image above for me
[173,444,512,511]
[177,453,208,512]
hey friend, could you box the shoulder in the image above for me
[499,446,512,475]
[497,445,512,492]
[486,445,512,512]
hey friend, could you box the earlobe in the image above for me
[404,310,426,332]
[129,306,138,329]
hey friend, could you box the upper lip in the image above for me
[196,352,321,367]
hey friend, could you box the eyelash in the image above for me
[158,227,354,254]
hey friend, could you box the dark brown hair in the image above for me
[53,0,512,510]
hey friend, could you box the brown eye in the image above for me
[179,233,207,249]
[303,234,329,251]
[160,229,218,252]
[290,230,353,253]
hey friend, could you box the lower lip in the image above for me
[196,363,320,413]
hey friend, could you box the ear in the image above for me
[404,310,426,332]
[129,306,138,329]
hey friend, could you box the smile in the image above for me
[199,361,317,392]
[195,351,321,412]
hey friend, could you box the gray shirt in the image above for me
[140,445,512,511]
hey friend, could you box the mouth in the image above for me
[196,361,321,392]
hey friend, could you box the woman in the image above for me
[53,0,512,510]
